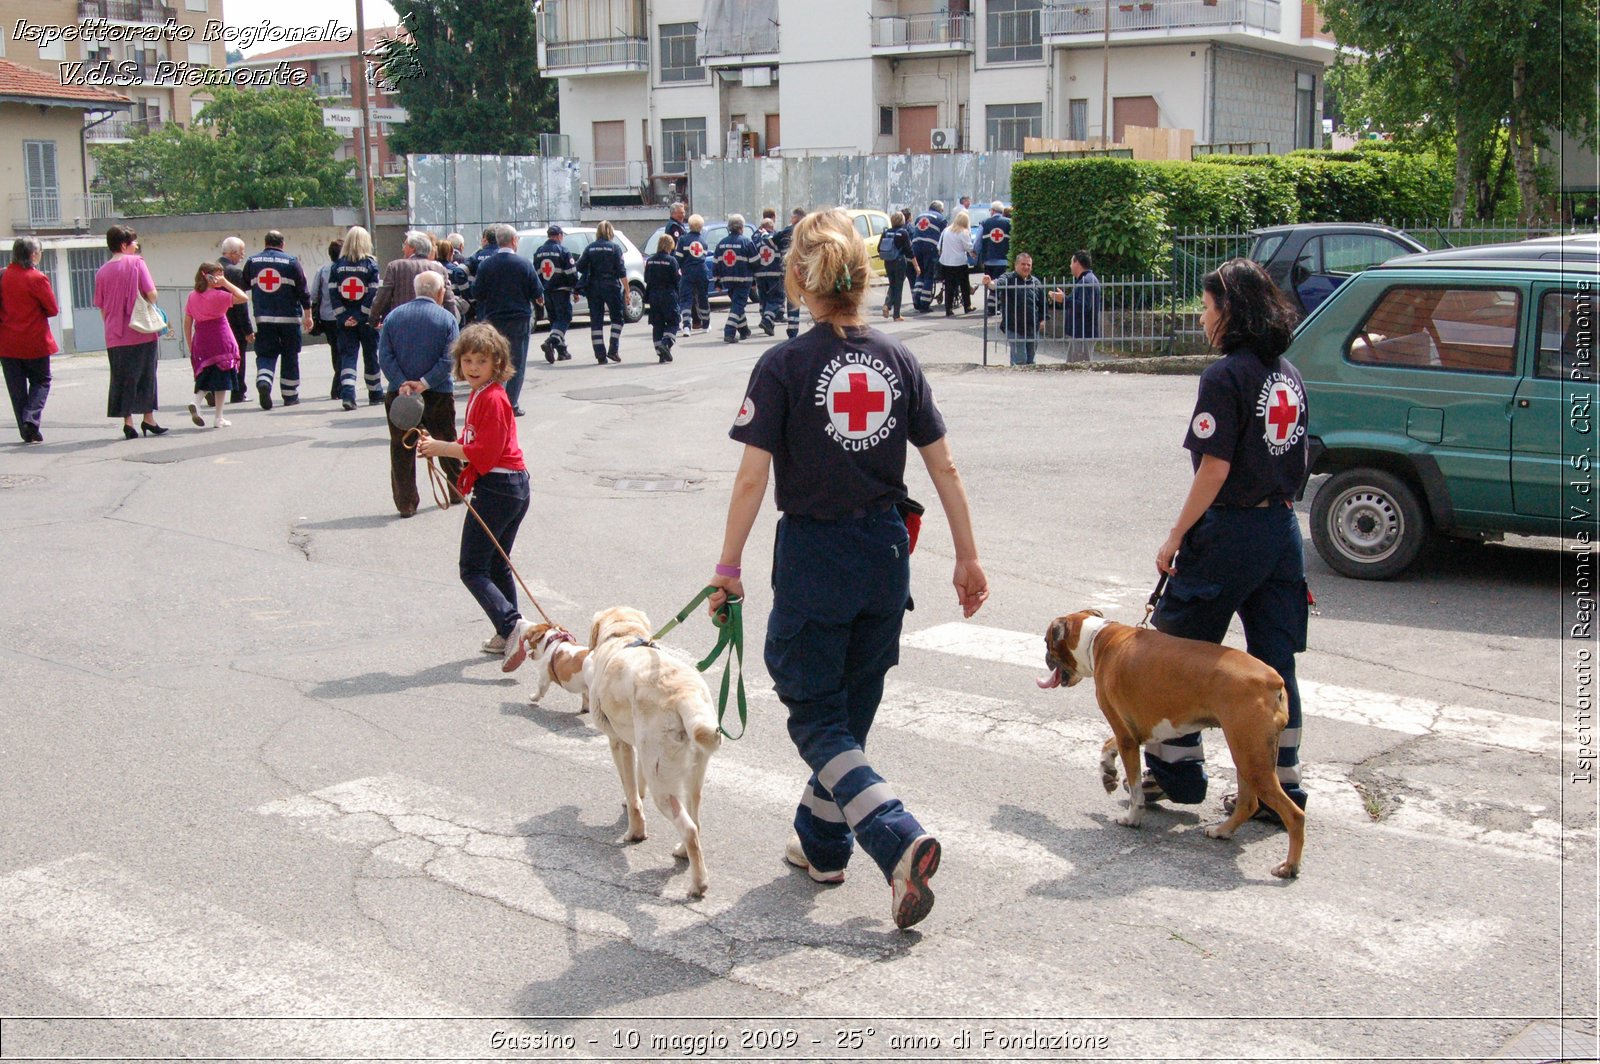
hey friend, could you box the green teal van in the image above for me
[1294,235,1598,579]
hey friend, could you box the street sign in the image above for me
[321,108,360,131]
[371,107,409,125]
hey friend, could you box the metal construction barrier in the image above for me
[406,154,584,234]
[978,274,1174,366]
[687,152,1021,220]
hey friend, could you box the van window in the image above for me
[853,214,871,238]
[1536,291,1595,382]
[1347,285,1520,375]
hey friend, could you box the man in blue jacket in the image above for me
[977,202,1011,315]
[378,271,461,517]
[531,225,577,363]
[1064,249,1103,363]
[712,214,757,343]
[909,201,946,313]
[472,224,544,415]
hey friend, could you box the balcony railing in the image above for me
[870,12,975,52]
[10,193,116,231]
[1043,0,1281,37]
[580,160,649,194]
[85,116,161,141]
[77,0,172,23]
[541,37,650,72]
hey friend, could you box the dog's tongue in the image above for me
[1036,667,1061,690]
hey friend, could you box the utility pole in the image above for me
[1100,0,1110,147]
[353,0,375,233]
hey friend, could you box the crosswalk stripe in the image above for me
[901,621,1561,756]
[0,854,469,1056]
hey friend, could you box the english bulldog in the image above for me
[524,622,592,712]
[587,606,722,897]
[1039,609,1305,879]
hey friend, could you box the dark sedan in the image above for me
[1248,223,1428,316]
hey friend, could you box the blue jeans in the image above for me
[1145,504,1310,806]
[489,316,531,409]
[767,509,924,881]
[883,259,908,318]
[1006,333,1036,366]
[459,470,530,638]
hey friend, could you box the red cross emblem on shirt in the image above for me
[689,241,705,257]
[990,227,1006,243]
[338,277,367,301]
[1196,414,1215,435]
[832,371,887,433]
[539,259,555,280]
[721,249,739,267]
[758,246,777,265]
[255,268,282,292]
[1266,385,1300,445]
[917,217,931,230]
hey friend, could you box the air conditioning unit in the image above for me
[930,127,957,151]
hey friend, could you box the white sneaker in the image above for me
[784,836,844,884]
[481,633,507,655]
[501,618,534,673]
[890,834,941,930]
[212,417,231,429]
[188,398,205,427]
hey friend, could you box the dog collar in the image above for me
[625,637,658,649]
[541,629,577,652]
[1076,616,1110,677]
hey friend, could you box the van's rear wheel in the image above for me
[1310,468,1428,580]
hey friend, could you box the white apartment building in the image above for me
[539,0,1339,195]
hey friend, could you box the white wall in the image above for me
[969,62,1050,149]
[1054,43,1210,144]
[775,0,876,155]
[558,75,651,162]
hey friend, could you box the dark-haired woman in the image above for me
[0,237,59,443]
[1144,257,1310,828]
[93,224,166,438]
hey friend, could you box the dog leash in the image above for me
[1139,572,1168,628]
[652,585,748,741]
[404,428,565,632]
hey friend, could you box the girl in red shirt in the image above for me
[418,325,533,671]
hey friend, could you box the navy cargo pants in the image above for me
[1145,503,1309,807]
[767,508,925,880]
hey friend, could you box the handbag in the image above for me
[128,295,168,336]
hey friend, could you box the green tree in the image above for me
[1321,0,1597,224]
[378,0,559,156]
[92,87,355,215]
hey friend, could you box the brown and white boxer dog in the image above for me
[1038,609,1305,879]
[524,623,592,712]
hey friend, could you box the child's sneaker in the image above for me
[481,633,506,655]
[501,618,534,672]
[784,836,844,884]
[890,834,941,930]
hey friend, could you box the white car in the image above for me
[515,227,647,324]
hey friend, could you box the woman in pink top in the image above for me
[92,224,166,439]
[183,262,247,429]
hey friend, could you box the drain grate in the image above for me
[609,478,690,492]
[0,474,44,489]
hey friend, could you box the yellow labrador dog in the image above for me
[587,606,722,897]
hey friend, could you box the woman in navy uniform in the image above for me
[328,226,382,411]
[643,234,682,363]
[1146,257,1310,822]
[575,220,628,364]
[708,208,989,931]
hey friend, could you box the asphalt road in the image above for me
[0,312,1594,1062]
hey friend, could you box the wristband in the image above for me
[714,563,741,578]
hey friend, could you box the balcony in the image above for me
[84,115,161,142]
[10,193,116,231]
[1043,0,1281,41]
[580,160,649,196]
[871,12,975,55]
[77,0,173,24]
[538,36,650,76]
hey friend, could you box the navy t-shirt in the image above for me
[730,325,947,518]
[1184,349,1309,507]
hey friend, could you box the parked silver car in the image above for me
[515,226,647,324]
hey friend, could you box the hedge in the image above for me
[1011,151,1455,276]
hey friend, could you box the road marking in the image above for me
[902,621,1561,756]
[0,854,469,1056]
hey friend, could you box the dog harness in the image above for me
[1074,615,1111,677]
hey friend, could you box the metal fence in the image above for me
[981,220,1596,364]
[407,154,584,235]
[979,275,1175,366]
[688,153,1019,222]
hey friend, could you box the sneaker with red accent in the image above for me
[784,836,844,884]
[890,834,941,930]
[501,618,534,673]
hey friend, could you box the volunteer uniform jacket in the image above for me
[977,214,1011,268]
[644,252,682,311]
[712,232,757,286]
[531,239,578,295]
[574,239,627,297]
[328,256,381,327]
[751,228,784,281]
[909,211,946,258]
[244,247,310,325]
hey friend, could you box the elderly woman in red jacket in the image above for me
[0,236,60,443]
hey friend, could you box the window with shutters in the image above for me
[24,141,60,226]
[986,104,1041,152]
[986,0,1042,63]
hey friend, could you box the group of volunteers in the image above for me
[0,207,1310,937]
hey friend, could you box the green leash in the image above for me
[653,586,748,740]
